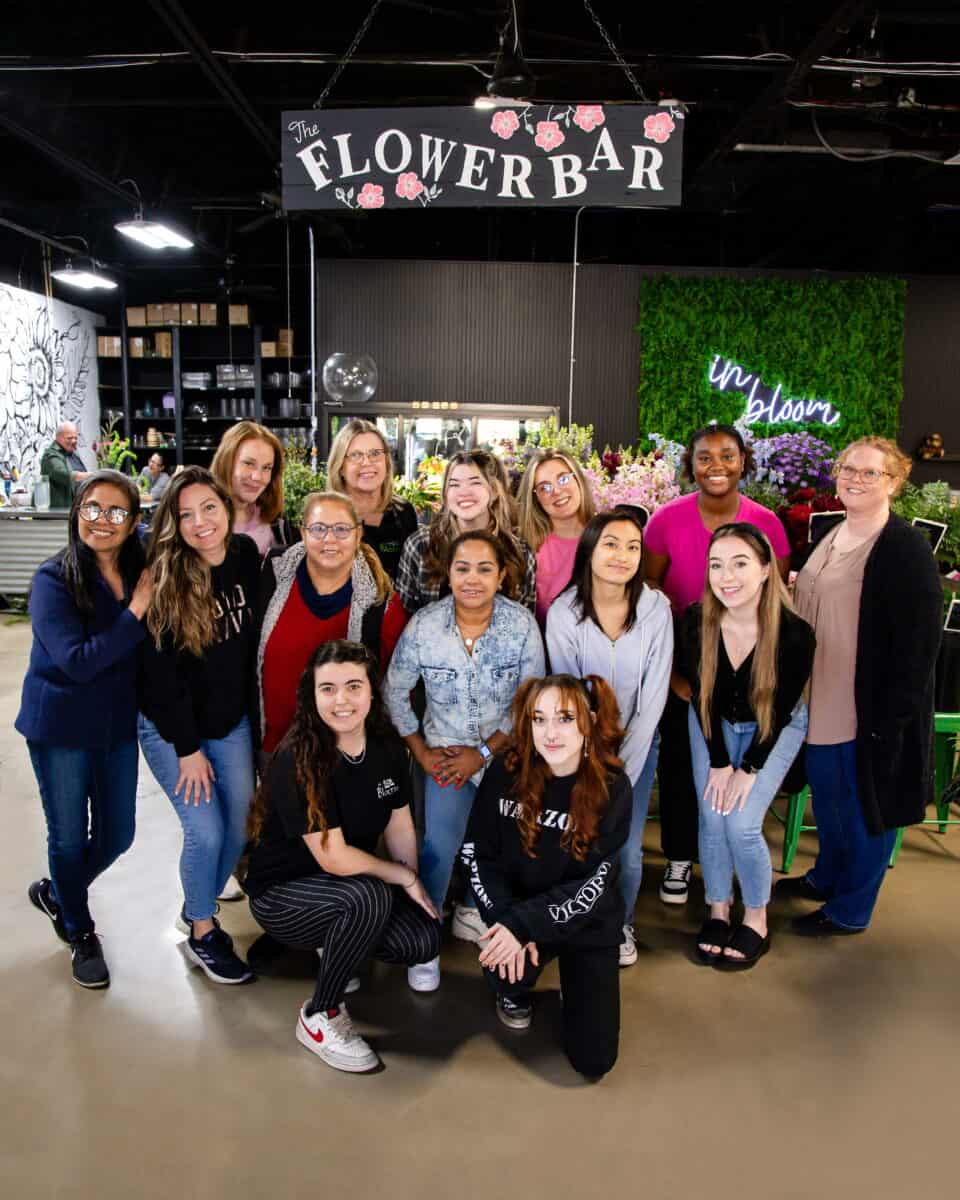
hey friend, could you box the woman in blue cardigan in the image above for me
[17,470,152,989]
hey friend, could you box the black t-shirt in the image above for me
[244,738,412,898]
[361,500,419,583]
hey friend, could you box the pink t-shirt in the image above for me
[234,512,277,558]
[643,492,790,614]
[535,532,580,626]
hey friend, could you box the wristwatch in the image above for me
[477,741,493,763]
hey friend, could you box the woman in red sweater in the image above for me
[256,491,407,757]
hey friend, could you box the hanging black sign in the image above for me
[281,104,683,211]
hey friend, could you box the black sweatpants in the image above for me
[486,942,620,1079]
[250,873,440,1013]
[657,690,699,862]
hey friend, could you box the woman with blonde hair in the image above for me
[516,449,595,626]
[679,523,814,969]
[326,419,418,582]
[256,491,408,757]
[138,466,261,984]
[211,420,293,556]
[395,449,535,615]
[783,437,942,935]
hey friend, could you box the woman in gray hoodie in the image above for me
[546,508,673,967]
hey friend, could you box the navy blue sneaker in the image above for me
[29,878,69,943]
[183,926,254,984]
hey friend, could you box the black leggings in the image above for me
[657,689,699,862]
[486,942,620,1079]
[250,873,440,1013]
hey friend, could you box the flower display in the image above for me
[756,431,835,492]
[583,449,680,515]
[534,120,565,152]
[778,486,846,557]
[572,105,605,133]
[395,172,425,200]
[643,112,676,144]
[356,182,385,210]
[490,110,520,140]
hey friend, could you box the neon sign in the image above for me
[708,356,841,426]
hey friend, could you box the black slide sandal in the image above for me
[694,918,731,965]
[717,924,770,971]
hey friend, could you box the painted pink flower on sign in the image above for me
[490,110,520,140]
[643,112,676,144]
[534,120,565,152]
[573,105,605,133]
[356,182,385,210]
[395,172,425,200]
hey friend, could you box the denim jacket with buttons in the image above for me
[385,593,545,780]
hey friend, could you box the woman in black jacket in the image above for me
[785,437,943,934]
[461,673,630,1081]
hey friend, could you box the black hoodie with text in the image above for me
[461,754,631,949]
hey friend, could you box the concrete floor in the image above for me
[1,620,958,1200]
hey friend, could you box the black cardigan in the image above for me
[679,605,815,786]
[849,514,943,834]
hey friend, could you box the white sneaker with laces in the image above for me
[619,924,639,967]
[218,875,244,901]
[407,955,440,992]
[451,904,488,943]
[659,860,693,905]
[296,1003,380,1073]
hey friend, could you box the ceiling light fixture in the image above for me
[51,258,118,290]
[482,0,535,102]
[113,177,193,250]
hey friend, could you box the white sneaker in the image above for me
[218,875,244,901]
[296,1002,380,1073]
[659,860,693,905]
[315,946,359,994]
[619,924,639,967]
[407,955,440,992]
[451,904,488,943]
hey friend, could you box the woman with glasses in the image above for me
[256,491,407,758]
[19,471,152,989]
[386,531,545,992]
[211,421,294,557]
[517,449,595,627]
[326,419,418,582]
[138,467,261,984]
[643,423,791,908]
[782,438,942,935]
[395,449,536,617]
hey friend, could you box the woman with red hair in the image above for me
[460,674,630,1080]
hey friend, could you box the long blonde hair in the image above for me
[147,466,234,656]
[210,421,285,524]
[423,450,526,597]
[516,449,595,552]
[326,418,398,511]
[301,490,393,604]
[698,523,792,742]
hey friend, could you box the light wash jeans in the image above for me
[421,775,479,913]
[689,703,808,908]
[619,736,659,923]
[138,715,255,922]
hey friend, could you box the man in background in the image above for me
[40,422,89,508]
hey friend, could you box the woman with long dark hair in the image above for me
[138,466,260,985]
[680,523,814,968]
[547,508,673,967]
[244,641,441,1074]
[395,449,536,615]
[462,673,631,1080]
[643,423,791,906]
[19,470,152,988]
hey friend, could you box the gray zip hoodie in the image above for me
[546,585,674,786]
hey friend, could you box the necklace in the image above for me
[338,742,367,765]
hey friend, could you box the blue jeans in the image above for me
[805,742,897,930]
[619,736,659,923]
[138,715,255,922]
[689,704,808,909]
[27,739,139,940]
[421,774,478,914]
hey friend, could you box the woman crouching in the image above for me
[461,674,631,1081]
[243,641,441,1074]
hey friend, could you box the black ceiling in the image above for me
[3,1,960,322]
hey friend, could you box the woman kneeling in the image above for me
[244,641,440,1074]
[462,674,631,1081]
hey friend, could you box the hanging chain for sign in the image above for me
[581,0,649,101]
[314,0,385,109]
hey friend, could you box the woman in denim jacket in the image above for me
[385,530,545,993]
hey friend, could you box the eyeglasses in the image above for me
[78,502,130,525]
[534,472,575,497]
[345,448,385,465]
[836,465,890,485]
[304,521,359,541]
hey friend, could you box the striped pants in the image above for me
[250,873,441,1013]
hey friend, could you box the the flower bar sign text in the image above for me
[281,105,683,210]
